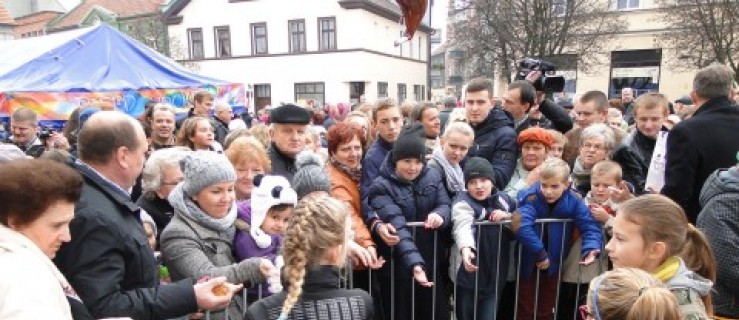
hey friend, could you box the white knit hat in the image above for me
[250,175,298,248]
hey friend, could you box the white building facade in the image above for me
[164,0,431,110]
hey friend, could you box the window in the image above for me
[289,20,306,53]
[397,83,407,103]
[418,37,422,60]
[378,82,388,98]
[552,0,566,15]
[214,26,231,57]
[350,82,365,104]
[398,31,404,57]
[318,17,336,51]
[254,84,271,109]
[188,28,204,59]
[295,82,325,106]
[409,38,414,58]
[413,85,423,101]
[251,23,268,55]
[616,0,639,10]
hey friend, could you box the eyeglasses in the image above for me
[580,276,606,320]
[582,143,607,151]
[579,305,594,319]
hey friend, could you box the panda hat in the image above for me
[250,175,298,248]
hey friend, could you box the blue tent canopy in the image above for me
[0,24,230,92]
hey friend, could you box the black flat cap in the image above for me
[269,104,311,124]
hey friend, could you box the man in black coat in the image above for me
[464,77,518,188]
[53,111,237,319]
[267,104,311,183]
[662,63,739,223]
[501,78,573,134]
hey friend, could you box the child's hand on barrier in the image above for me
[412,265,434,287]
[377,223,400,246]
[580,250,600,266]
[461,247,478,272]
[424,213,443,229]
[366,246,386,269]
[489,209,511,222]
[536,258,550,270]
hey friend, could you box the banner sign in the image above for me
[0,83,247,121]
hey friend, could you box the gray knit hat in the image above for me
[180,151,237,196]
[292,151,331,198]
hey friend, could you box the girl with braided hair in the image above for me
[245,193,374,320]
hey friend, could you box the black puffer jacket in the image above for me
[246,266,373,320]
[466,107,518,188]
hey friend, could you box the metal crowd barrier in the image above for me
[206,218,609,320]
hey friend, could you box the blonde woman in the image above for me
[245,194,373,320]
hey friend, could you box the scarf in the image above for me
[330,157,362,182]
[432,147,465,193]
[168,183,237,238]
[653,255,681,283]
[572,157,592,186]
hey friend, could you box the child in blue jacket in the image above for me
[451,157,516,320]
[367,124,451,320]
[512,157,603,320]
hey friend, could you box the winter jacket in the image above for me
[212,116,230,146]
[268,143,298,183]
[135,194,175,248]
[245,266,373,320]
[327,163,374,249]
[450,191,515,294]
[658,257,713,320]
[561,195,611,284]
[233,200,282,263]
[0,226,74,320]
[662,96,739,222]
[54,160,198,320]
[512,183,603,279]
[697,167,739,318]
[366,151,452,276]
[609,144,647,194]
[466,107,519,188]
[161,196,266,320]
[360,136,393,202]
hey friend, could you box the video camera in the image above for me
[38,125,56,141]
[515,58,566,93]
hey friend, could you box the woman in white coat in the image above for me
[0,159,85,319]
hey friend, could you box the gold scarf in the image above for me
[653,255,681,282]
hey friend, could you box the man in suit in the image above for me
[662,63,739,223]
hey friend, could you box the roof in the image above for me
[0,24,230,92]
[48,0,164,30]
[163,0,432,32]
[0,3,17,26]
[432,41,448,56]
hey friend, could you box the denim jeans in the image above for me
[456,287,499,320]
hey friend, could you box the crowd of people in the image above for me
[0,63,738,320]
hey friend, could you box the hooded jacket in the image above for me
[657,257,713,320]
[697,167,739,318]
[366,151,451,277]
[466,107,518,188]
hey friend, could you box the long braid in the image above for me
[277,195,347,319]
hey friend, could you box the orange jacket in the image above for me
[327,163,374,249]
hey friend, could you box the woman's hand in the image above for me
[412,265,433,287]
[366,246,385,269]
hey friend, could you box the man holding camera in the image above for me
[8,107,69,158]
[502,72,573,134]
